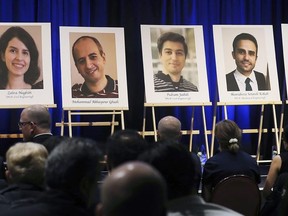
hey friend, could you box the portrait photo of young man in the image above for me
[213,25,280,103]
[226,32,269,91]
[154,31,198,92]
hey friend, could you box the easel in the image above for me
[56,107,127,137]
[274,100,288,151]
[210,101,282,163]
[142,102,212,158]
[0,104,57,139]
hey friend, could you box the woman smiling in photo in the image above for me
[0,26,43,90]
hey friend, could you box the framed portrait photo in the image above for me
[213,25,280,103]
[0,22,54,106]
[141,25,210,104]
[59,27,128,109]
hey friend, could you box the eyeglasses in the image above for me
[18,121,33,128]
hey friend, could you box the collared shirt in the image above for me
[154,71,198,92]
[233,70,258,91]
[33,133,53,138]
[72,75,118,98]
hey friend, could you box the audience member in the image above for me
[157,115,202,192]
[2,137,103,216]
[157,115,182,141]
[19,104,53,144]
[105,129,151,171]
[260,124,288,215]
[263,124,288,197]
[0,142,48,211]
[202,119,260,201]
[138,141,241,215]
[96,161,167,216]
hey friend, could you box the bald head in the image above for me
[20,105,51,141]
[21,105,51,129]
[158,116,182,141]
[98,162,167,216]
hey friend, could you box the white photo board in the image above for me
[213,25,280,103]
[0,23,54,106]
[60,27,128,109]
[281,24,288,98]
[141,25,210,104]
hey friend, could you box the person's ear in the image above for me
[29,122,37,135]
[101,52,106,63]
[232,51,235,59]
[96,203,104,216]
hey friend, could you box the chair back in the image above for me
[210,175,261,216]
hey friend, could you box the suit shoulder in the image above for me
[254,71,265,77]
[226,71,235,77]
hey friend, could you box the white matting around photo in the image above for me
[213,25,280,103]
[59,27,128,109]
[281,24,288,99]
[141,25,210,104]
[0,23,54,107]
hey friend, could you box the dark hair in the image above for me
[157,32,188,57]
[45,137,103,195]
[106,129,151,170]
[232,33,258,55]
[138,140,197,199]
[72,35,104,64]
[215,119,242,153]
[0,26,40,88]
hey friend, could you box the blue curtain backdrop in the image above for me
[0,0,287,157]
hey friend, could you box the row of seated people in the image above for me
[0,104,288,215]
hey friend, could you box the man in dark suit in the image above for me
[226,33,269,91]
[18,105,53,144]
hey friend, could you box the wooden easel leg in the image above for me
[210,103,218,157]
[152,106,157,142]
[272,104,280,154]
[256,105,265,162]
[60,109,65,136]
[142,106,147,138]
[224,105,228,120]
[278,102,285,154]
[202,105,210,159]
[189,107,195,152]
[121,110,125,129]
[111,110,116,135]
[68,110,72,138]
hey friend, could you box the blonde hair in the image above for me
[6,142,48,186]
[215,120,241,153]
